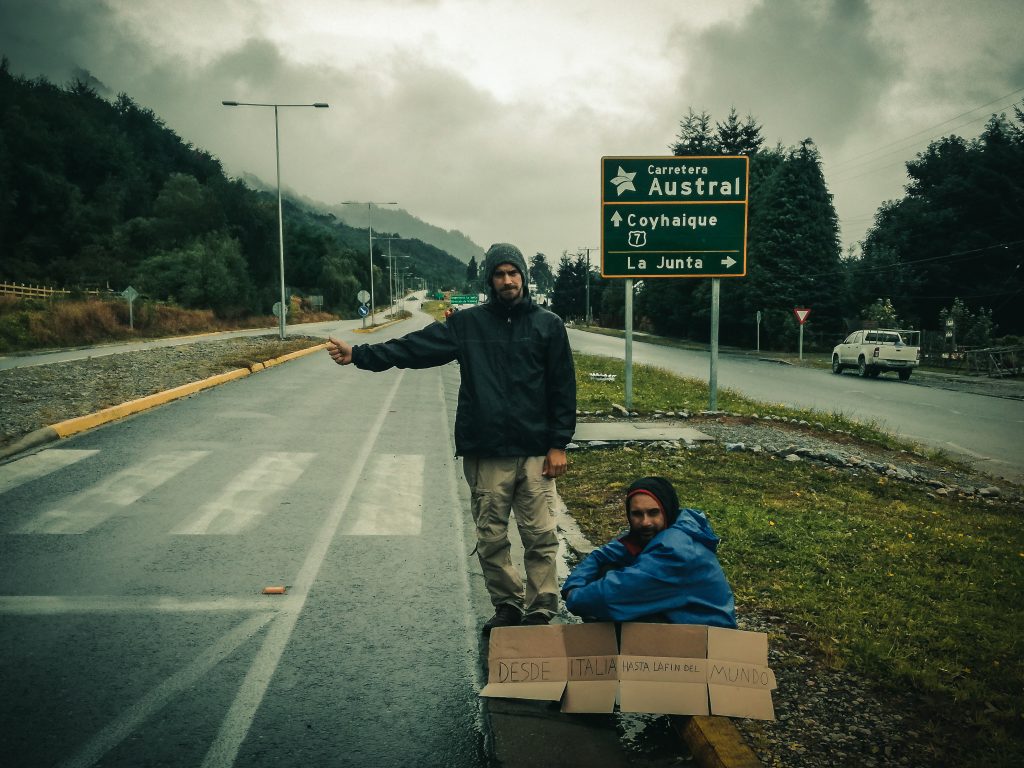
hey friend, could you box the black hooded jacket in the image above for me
[350,246,576,457]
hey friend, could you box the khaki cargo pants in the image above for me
[463,455,560,618]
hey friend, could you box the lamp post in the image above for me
[341,201,398,325]
[221,99,329,339]
[378,235,406,317]
[579,246,597,325]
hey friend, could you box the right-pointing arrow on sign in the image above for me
[721,256,737,268]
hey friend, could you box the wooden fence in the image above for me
[0,281,106,299]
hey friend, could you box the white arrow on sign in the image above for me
[611,211,623,227]
[721,256,737,268]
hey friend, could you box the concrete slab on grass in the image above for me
[573,422,714,443]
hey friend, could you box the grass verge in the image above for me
[566,353,1023,766]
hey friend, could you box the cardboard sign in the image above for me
[619,623,776,720]
[481,623,776,720]
[480,623,619,713]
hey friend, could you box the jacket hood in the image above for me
[671,508,721,553]
[482,243,530,302]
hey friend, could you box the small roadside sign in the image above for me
[793,308,811,325]
[357,290,370,304]
[358,305,369,317]
[121,285,139,330]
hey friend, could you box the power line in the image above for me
[828,87,1024,173]
[840,239,1023,276]
[829,101,1024,184]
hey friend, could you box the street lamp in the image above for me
[377,235,406,317]
[221,99,329,339]
[340,201,398,325]
[579,246,598,325]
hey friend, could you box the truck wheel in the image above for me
[832,355,843,374]
[858,357,869,377]
[899,369,912,381]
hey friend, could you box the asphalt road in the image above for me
[0,318,495,767]
[568,330,1024,485]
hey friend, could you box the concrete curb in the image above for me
[0,343,327,462]
[0,426,61,461]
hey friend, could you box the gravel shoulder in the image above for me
[0,336,323,448]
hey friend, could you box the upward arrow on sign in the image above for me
[793,308,811,325]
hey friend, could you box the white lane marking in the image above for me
[342,454,424,535]
[16,451,209,534]
[173,452,316,535]
[0,449,99,496]
[200,371,406,768]
[61,612,275,768]
[0,595,292,614]
[944,441,993,461]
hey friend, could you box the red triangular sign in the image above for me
[793,308,811,325]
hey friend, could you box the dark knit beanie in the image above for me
[482,243,528,284]
[625,476,680,526]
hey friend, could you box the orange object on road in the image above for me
[262,586,287,594]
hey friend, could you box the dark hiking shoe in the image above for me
[522,613,551,626]
[482,604,522,634]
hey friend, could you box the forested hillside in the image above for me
[0,60,468,317]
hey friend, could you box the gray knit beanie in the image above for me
[482,243,529,290]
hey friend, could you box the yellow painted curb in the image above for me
[262,342,327,367]
[50,342,328,439]
[52,368,251,438]
[675,716,763,768]
[352,315,408,333]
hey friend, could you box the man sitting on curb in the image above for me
[561,476,737,628]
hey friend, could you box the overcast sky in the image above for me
[2,0,1022,263]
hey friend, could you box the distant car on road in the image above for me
[832,329,921,380]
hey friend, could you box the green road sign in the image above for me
[450,294,478,305]
[601,156,749,278]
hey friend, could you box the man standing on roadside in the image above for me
[326,243,576,633]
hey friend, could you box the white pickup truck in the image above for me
[831,329,921,380]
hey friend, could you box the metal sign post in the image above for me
[710,279,720,411]
[793,308,811,361]
[121,286,138,330]
[625,279,633,410]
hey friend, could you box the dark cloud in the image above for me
[0,0,143,87]
[676,0,898,148]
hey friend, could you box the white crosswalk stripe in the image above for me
[341,454,424,535]
[14,450,209,534]
[173,451,316,535]
[3,448,430,537]
[0,448,98,495]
